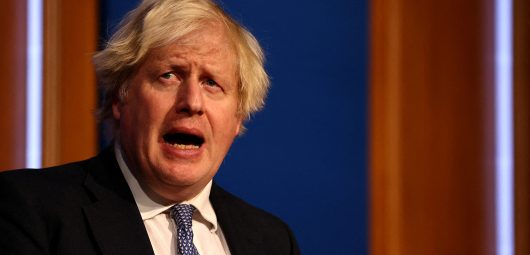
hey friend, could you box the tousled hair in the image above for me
[93,0,269,128]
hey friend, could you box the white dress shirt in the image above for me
[115,144,231,255]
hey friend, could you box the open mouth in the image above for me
[163,132,204,150]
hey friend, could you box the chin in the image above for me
[155,165,208,186]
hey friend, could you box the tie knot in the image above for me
[170,204,196,229]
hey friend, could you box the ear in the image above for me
[112,98,122,120]
[234,119,242,136]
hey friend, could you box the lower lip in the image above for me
[160,142,204,159]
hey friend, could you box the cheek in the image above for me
[130,88,172,120]
[211,111,240,143]
[119,92,160,134]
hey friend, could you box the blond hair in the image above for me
[93,0,269,124]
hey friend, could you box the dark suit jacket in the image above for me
[0,147,300,255]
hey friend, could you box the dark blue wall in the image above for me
[99,1,368,254]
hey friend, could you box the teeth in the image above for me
[168,143,199,149]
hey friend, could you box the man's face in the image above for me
[113,23,241,202]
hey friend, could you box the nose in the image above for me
[174,78,204,116]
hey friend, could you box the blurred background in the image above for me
[0,0,527,254]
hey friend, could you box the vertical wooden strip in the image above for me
[43,0,98,167]
[370,0,403,253]
[43,0,60,165]
[514,0,529,253]
[0,1,27,171]
[370,0,496,254]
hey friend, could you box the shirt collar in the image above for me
[114,143,219,232]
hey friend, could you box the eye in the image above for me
[158,72,180,87]
[204,79,218,87]
[160,72,176,80]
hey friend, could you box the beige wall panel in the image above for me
[43,0,98,166]
[0,1,27,171]
[370,0,495,254]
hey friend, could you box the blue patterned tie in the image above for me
[170,204,200,255]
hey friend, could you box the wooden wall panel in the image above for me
[514,0,529,253]
[370,0,495,254]
[43,0,98,166]
[0,1,27,171]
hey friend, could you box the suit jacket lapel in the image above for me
[210,184,266,255]
[82,147,154,255]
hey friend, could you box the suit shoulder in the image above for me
[0,158,99,254]
[211,184,300,254]
[210,185,293,232]
[211,184,286,223]
[0,157,102,206]
[0,159,91,188]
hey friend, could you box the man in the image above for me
[0,0,299,254]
